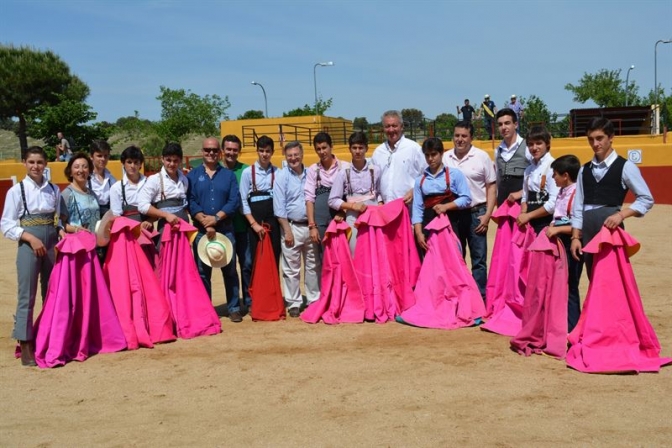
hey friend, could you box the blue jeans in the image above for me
[193,226,240,313]
[235,231,252,308]
[457,205,488,300]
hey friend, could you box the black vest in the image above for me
[582,156,628,206]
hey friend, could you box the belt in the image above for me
[20,213,55,227]
[249,195,272,203]
[288,219,308,226]
[501,175,524,180]
[469,202,487,210]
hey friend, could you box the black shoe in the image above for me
[288,308,301,318]
[20,341,37,367]
[229,311,243,323]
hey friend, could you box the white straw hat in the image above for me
[197,232,234,268]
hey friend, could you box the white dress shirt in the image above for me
[89,169,117,206]
[110,173,148,216]
[1,176,60,241]
[137,167,188,214]
[371,135,426,203]
[571,150,654,230]
[521,152,559,214]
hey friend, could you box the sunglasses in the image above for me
[202,147,220,153]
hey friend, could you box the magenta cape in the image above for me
[103,217,176,350]
[510,229,568,359]
[138,227,159,270]
[158,220,221,339]
[249,227,285,321]
[353,199,420,323]
[34,232,127,368]
[301,220,365,324]
[566,227,672,373]
[482,201,535,336]
[398,214,485,330]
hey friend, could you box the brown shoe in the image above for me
[288,308,301,318]
[229,311,243,323]
[20,341,37,367]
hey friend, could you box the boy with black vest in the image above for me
[570,117,654,276]
[494,108,532,206]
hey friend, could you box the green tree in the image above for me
[521,95,552,127]
[564,69,638,108]
[642,87,672,129]
[112,111,164,155]
[353,117,369,131]
[0,45,89,153]
[401,108,425,129]
[155,86,230,143]
[282,97,333,117]
[237,110,265,120]
[433,113,458,139]
[26,93,111,154]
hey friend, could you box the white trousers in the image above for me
[281,222,321,309]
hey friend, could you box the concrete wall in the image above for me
[1,135,670,208]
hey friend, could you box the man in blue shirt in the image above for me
[188,137,242,322]
[273,141,320,317]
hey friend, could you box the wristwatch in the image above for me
[214,214,221,223]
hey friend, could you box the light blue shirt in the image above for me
[571,150,654,230]
[273,166,307,221]
[239,161,278,215]
[411,165,472,224]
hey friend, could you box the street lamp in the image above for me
[654,39,672,112]
[313,61,334,116]
[625,65,635,106]
[251,81,268,118]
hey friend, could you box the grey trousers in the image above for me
[13,226,57,341]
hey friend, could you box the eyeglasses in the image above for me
[202,147,220,153]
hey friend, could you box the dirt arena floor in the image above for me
[1,206,671,447]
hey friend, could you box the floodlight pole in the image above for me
[313,61,334,116]
[251,81,268,118]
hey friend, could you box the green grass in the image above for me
[0,129,209,161]
[0,130,45,161]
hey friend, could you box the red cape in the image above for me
[353,199,420,323]
[158,220,222,338]
[511,229,568,359]
[34,232,127,368]
[301,220,365,324]
[250,227,285,321]
[104,217,175,350]
[398,214,485,329]
[566,226,672,373]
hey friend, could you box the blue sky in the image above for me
[2,0,671,123]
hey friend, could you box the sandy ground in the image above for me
[1,206,671,447]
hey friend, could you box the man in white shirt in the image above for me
[443,121,496,300]
[371,110,426,204]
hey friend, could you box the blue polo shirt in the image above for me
[187,164,240,230]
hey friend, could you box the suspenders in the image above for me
[345,167,375,196]
[251,164,275,193]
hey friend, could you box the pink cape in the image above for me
[138,227,159,270]
[398,214,485,329]
[301,220,365,324]
[34,232,127,368]
[158,220,222,339]
[566,227,672,373]
[103,217,176,350]
[482,201,535,336]
[353,199,420,323]
[510,229,569,359]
